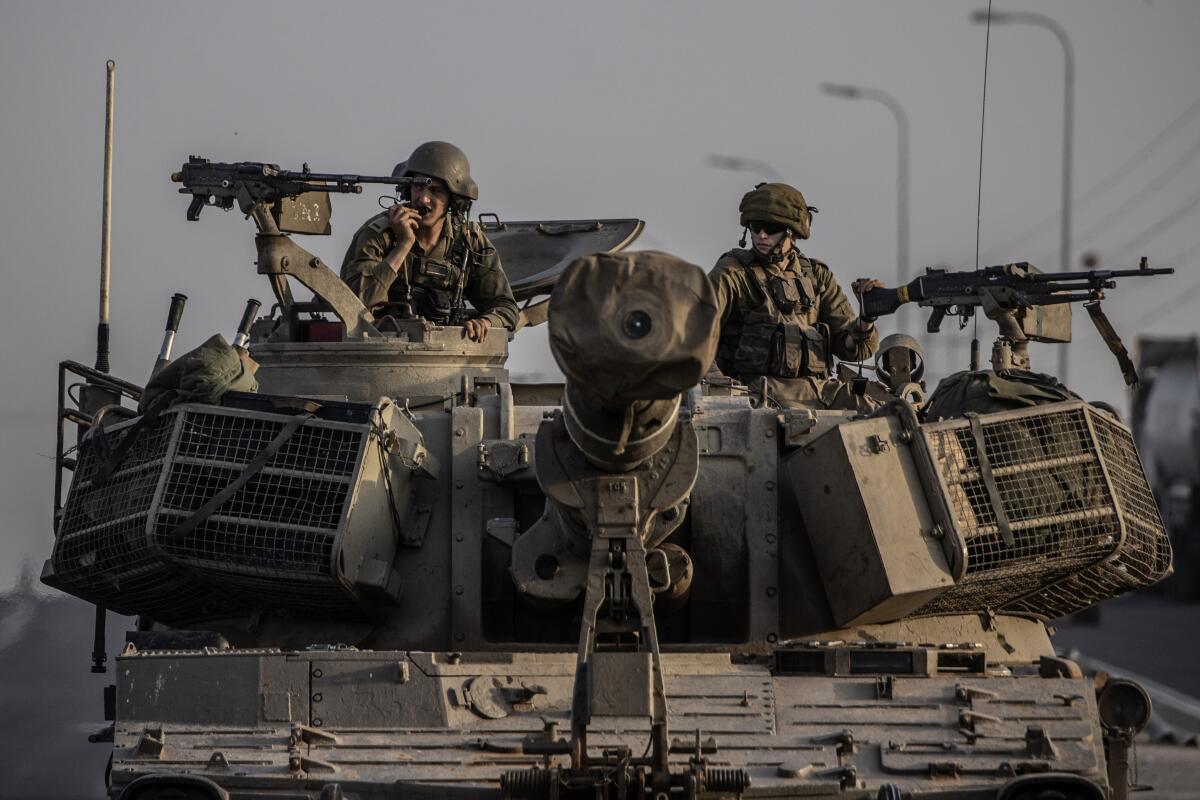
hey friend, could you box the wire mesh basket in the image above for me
[47,401,402,626]
[915,401,1172,619]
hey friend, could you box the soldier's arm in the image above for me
[340,225,400,309]
[708,256,746,325]
[465,245,519,331]
[813,261,880,362]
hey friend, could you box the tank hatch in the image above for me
[482,217,645,302]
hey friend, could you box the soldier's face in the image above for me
[751,224,791,257]
[409,179,451,225]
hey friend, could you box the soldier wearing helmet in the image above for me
[708,182,883,410]
[341,141,518,341]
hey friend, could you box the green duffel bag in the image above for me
[923,368,1078,421]
[139,333,258,413]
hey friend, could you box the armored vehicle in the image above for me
[45,161,1173,800]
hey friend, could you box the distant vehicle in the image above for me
[1132,335,1200,601]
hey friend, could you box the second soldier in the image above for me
[709,182,881,409]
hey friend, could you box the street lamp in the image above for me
[971,9,1075,382]
[820,82,910,334]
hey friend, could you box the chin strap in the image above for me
[762,232,793,264]
[741,228,793,263]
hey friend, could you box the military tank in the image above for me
[43,161,1174,800]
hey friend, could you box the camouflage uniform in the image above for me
[341,214,519,331]
[709,248,879,410]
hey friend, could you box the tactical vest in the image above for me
[715,251,832,381]
[367,215,490,323]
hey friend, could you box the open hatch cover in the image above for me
[481,217,644,303]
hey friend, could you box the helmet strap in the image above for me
[762,231,793,264]
[738,227,748,248]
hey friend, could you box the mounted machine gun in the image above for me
[860,259,1172,382]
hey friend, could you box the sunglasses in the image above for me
[748,221,788,236]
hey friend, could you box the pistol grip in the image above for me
[927,306,947,333]
[186,195,205,222]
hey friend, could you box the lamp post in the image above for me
[971,9,1075,382]
[820,83,910,335]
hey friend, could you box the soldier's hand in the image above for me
[464,318,491,342]
[387,204,420,248]
[852,278,885,327]
[852,278,885,296]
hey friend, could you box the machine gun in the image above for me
[861,259,1172,331]
[171,156,429,230]
[860,259,1173,382]
[169,156,436,340]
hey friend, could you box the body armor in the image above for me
[715,252,831,381]
[397,222,490,324]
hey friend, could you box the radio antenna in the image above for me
[89,59,118,676]
[971,1,994,371]
[96,59,115,374]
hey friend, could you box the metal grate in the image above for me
[916,402,1172,619]
[50,403,382,625]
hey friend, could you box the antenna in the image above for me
[87,59,118,676]
[96,60,115,374]
[971,2,994,371]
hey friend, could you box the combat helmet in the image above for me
[392,141,479,201]
[739,182,815,240]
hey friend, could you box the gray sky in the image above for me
[3,0,1199,587]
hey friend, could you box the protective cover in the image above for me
[485,218,644,302]
[140,334,258,413]
[548,250,719,404]
[923,368,1079,421]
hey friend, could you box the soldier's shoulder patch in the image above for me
[365,212,391,235]
[464,221,494,249]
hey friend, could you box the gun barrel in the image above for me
[277,172,431,188]
[1016,267,1174,282]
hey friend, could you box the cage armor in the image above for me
[714,248,832,381]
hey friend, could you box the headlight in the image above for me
[1097,678,1152,733]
